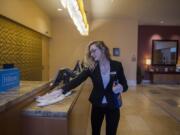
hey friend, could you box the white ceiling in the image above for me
[34,0,180,25]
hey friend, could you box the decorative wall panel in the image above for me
[0,16,42,80]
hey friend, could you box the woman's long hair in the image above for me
[85,41,111,70]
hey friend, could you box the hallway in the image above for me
[86,85,180,135]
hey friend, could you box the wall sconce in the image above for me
[60,0,89,36]
[176,58,180,72]
[146,59,151,65]
[177,58,180,65]
[145,58,151,71]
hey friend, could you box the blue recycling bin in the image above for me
[0,68,20,92]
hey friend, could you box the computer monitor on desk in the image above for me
[3,64,14,69]
[52,68,77,88]
[51,61,82,89]
[73,60,81,73]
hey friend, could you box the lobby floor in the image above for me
[86,84,180,135]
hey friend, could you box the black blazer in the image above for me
[62,60,128,108]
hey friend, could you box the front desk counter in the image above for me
[0,81,50,135]
[22,82,91,135]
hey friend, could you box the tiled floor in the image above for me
[86,85,180,135]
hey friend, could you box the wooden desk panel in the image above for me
[149,71,180,84]
[0,81,50,135]
[22,82,92,135]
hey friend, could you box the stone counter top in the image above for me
[22,84,83,118]
[0,81,49,112]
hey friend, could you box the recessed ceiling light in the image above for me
[57,8,62,11]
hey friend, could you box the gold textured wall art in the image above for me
[0,16,42,80]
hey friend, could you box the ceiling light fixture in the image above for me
[60,0,89,36]
[60,0,67,8]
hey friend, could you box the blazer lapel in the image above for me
[95,62,105,90]
[106,60,112,89]
[95,60,114,90]
[105,60,114,90]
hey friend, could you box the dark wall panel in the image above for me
[137,25,180,83]
[0,16,42,80]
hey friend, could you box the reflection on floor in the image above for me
[86,85,180,135]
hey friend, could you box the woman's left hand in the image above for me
[112,83,123,94]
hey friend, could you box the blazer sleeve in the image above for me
[61,68,90,93]
[118,62,128,92]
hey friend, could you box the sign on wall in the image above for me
[0,68,20,92]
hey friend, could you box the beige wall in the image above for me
[0,0,138,85]
[49,19,138,86]
[0,0,52,37]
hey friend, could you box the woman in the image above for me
[61,41,128,135]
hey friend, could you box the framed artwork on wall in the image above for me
[113,48,120,56]
[152,40,178,66]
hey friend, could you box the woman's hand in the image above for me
[36,89,63,101]
[112,83,123,94]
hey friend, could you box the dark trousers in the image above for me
[91,105,120,135]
